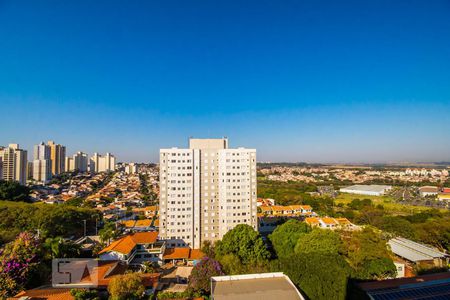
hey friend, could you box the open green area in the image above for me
[257,179,317,204]
[335,193,436,215]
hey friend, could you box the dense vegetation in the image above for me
[0,199,101,297]
[0,180,31,202]
[258,179,450,252]
[199,222,396,300]
[268,220,396,299]
[0,201,100,245]
[256,180,450,298]
[335,199,450,251]
[258,179,336,215]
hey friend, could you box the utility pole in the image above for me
[83,219,87,237]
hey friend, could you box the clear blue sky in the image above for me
[1,0,449,163]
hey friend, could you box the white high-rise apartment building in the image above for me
[73,151,89,172]
[159,138,257,249]
[33,142,52,184]
[0,149,3,181]
[66,151,89,173]
[0,144,28,185]
[125,163,138,174]
[90,153,116,173]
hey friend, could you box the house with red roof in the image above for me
[99,232,166,265]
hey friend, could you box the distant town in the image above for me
[0,139,449,299]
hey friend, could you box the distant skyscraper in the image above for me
[73,151,88,172]
[0,144,28,185]
[0,147,3,181]
[125,163,138,174]
[48,141,66,175]
[159,138,257,248]
[67,151,88,173]
[65,157,75,172]
[90,152,116,173]
[33,142,52,184]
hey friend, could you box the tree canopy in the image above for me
[274,252,350,300]
[0,201,100,245]
[215,224,270,266]
[269,219,311,258]
[342,227,396,280]
[294,228,343,255]
[0,180,30,202]
[107,273,145,300]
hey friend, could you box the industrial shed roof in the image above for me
[388,237,447,262]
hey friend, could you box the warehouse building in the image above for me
[340,184,392,196]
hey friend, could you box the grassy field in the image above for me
[335,192,439,215]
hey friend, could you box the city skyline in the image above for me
[1,1,450,163]
[2,137,450,165]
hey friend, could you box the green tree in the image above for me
[294,228,342,255]
[99,221,119,244]
[343,227,396,280]
[0,201,100,245]
[70,289,99,300]
[64,197,84,207]
[348,198,373,210]
[0,180,30,202]
[44,237,81,258]
[269,219,311,258]
[376,216,416,239]
[414,219,450,251]
[215,224,270,266]
[107,272,145,300]
[274,252,350,300]
[201,240,215,258]
[219,253,245,275]
[141,261,158,273]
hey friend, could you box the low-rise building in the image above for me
[259,205,314,217]
[305,217,357,230]
[388,237,448,270]
[162,247,204,265]
[257,198,276,207]
[418,186,439,197]
[211,272,305,300]
[438,192,450,201]
[98,232,165,265]
[340,184,392,196]
[121,219,153,232]
[50,260,159,292]
[356,272,450,300]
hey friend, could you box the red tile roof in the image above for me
[99,232,158,255]
[12,288,74,300]
[163,248,205,260]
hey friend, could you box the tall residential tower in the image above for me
[33,142,52,184]
[159,138,257,248]
[0,144,28,185]
[89,152,116,173]
[48,141,66,175]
